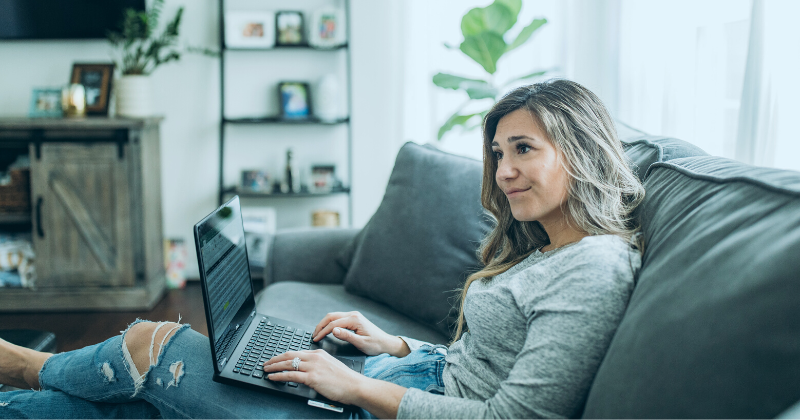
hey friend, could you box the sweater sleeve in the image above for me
[397,246,637,419]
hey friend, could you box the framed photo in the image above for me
[70,63,114,116]
[28,88,63,118]
[310,164,336,193]
[225,11,275,49]
[308,8,346,48]
[278,82,311,119]
[276,11,305,46]
[240,169,270,192]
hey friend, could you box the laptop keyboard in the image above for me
[233,318,312,386]
[215,326,242,364]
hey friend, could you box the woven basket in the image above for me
[0,169,31,213]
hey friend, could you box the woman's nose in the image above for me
[496,158,516,181]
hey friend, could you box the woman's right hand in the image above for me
[311,311,410,357]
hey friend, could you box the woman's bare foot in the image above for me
[0,338,52,389]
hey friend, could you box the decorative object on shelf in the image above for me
[281,148,299,193]
[278,82,311,119]
[313,74,341,122]
[241,207,277,270]
[241,169,271,192]
[225,11,275,49]
[310,164,336,193]
[308,8,346,48]
[276,11,305,46]
[69,63,114,116]
[312,210,340,227]
[0,233,35,288]
[433,0,550,140]
[61,84,86,118]
[163,238,187,289]
[28,88,63,118]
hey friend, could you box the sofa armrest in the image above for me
[263,227,360,287]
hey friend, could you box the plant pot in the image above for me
[115,75,154,117]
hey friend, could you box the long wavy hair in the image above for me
[450,79,645,344]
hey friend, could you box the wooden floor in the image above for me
[0,282,215,352]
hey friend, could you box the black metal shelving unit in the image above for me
[217,0,353,227]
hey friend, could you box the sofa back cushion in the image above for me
[341,142,491,338]
[582,156,800,418]
[620,134,708,181]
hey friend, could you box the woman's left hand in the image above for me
[262,349,363,406]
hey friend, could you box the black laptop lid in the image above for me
[194,196,256,368]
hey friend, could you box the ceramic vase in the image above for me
[116,75,154,117]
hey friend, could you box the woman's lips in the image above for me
[505,187,531,198]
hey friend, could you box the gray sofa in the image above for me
[254,124,800,419]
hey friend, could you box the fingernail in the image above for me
[334,327,342,334]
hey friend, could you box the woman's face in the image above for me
[491,108,571,226]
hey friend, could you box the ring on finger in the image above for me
[292,357,301,371]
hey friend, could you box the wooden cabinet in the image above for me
[0,118,165,311]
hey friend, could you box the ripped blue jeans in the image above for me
[0,320,447,419]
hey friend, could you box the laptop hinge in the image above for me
[251,310,255,317]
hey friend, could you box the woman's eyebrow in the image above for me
[492,135,535,147]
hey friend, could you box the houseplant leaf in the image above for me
[460,32,506,74]
[432,73,489,90]
[461,1,517,38]
[438,112,483,140]
[506,18,547,53]
[465,84,499,99]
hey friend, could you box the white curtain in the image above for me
[617,0,800,171]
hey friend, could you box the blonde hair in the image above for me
[451,79,645,344]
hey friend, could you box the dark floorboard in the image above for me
[0,282,217,352]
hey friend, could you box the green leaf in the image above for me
[460,0,517,38]
[506,18,547,53]
[460,32,506,74]
[494,0,521,17]
[432,73,488,90]
[438,112,483,140]
[465,84,499,99]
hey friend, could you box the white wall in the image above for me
[0,0,406,278]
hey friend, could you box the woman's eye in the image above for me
[492,150,503,160]
[517,144,531,154]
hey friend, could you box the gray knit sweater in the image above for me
[397,235,640,419]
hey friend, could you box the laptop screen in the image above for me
[195,197,253,342]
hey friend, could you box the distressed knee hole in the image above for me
[167,361,184,388]
[100,362,116,383]
[123,321,181,378]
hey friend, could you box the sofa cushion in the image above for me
[582,156,800,418]
[341,142,491,339]
[255,282,449,345]
[620,134,708,181]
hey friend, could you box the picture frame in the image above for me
[308,8,347,48]
[310,164,336,193]
[275,11,305,46]
[240,169,270,192]
[225,11,275,49]
[28,88,63,118]
[70,63,114,116]
[278,82,311,119]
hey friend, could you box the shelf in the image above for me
[224,187,350,198]
[223,116,349,125]
[224,43,347,51]
[0,213,31,225]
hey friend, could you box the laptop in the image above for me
[193,196,366,411]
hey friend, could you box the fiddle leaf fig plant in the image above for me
[434,0,549,140]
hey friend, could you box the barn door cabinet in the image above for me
[0,117,165,311]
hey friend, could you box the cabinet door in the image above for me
[30,142,134,287]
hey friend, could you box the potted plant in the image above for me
[108,0,183,117]
[433,0,550,140]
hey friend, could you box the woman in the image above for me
[0,79,644,419]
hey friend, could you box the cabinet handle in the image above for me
[35,197,44,238]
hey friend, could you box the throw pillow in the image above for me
[342,142,491,339]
